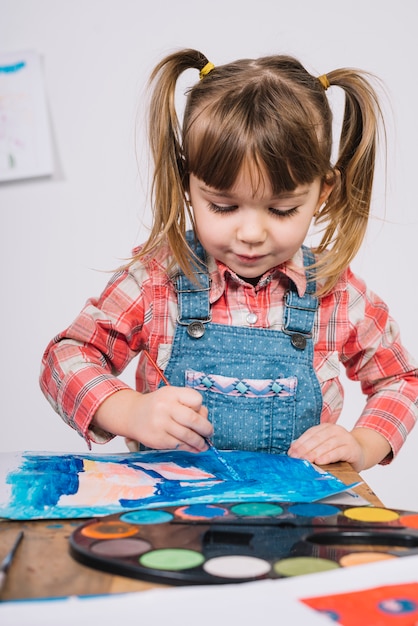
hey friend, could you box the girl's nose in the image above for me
[236,212,267,245]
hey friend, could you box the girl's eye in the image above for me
[269,207,299,218]
[208,202,237,214]
[207,203,300,217]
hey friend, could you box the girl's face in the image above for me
[189,169,331,281]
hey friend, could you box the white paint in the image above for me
[203,555,272,579]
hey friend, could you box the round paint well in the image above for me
[139,548,205,571]
[90,538,151,557]
[203,555,271,579]
[339,552,397,567]
[288,503,340,518]
[80,521,138,539]
[229,502,284,517]
[174,504,229,520]
[273,556,340,577]
[120,510,173,525]
[343,507,400,523]
[399,514,418,530]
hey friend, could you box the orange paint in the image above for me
[339,552,397,567]
[59,460,156,507]
[400,514,418,530]
[81,521,138,539]
[133,461,215,480]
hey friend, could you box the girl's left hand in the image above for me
[287,423,365,471]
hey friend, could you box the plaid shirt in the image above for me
[40,244,418,462]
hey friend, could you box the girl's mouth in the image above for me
[235,254,266,264]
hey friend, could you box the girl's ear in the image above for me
[318,182,333,205]
[316,169,337,212]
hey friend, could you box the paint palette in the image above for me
[70,502,418,586]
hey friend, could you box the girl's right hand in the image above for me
[93,386,213,453]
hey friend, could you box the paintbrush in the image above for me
[203,437,242,481]
[0,530,24,593]
[143,350,241,481]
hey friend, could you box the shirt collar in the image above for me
[207,248,308,303]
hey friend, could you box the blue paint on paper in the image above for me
[0,61,26,73]
[378,598,418,615]
[6,455,82,509]
[0,451,355,520]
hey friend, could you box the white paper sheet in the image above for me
[2,554,418,626]
[0,50,53,182]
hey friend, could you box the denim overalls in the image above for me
[163,233,322,453]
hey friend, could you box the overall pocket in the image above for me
[185,369,297,453]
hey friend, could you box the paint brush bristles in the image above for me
[204,438,242,481]
[143,350,242,481]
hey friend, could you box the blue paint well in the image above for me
[288,503,341,518]
[120,510,173,524]
[177,504,229,519]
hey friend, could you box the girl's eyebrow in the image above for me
[199,184,310,200]
[198,184,232,196]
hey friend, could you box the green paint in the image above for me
[139,548,205,571]
[121,510,173,524]
[230,502,284,517]
[273,556,340,577]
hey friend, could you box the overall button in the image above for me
[187,321,205,338]
[246,312,258,325]
[291,333,307,350]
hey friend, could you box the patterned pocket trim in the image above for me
[185,369,297,398]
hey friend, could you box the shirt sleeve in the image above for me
[39,266,149,446]
[342,269,418,463]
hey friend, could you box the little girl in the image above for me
[40,49,418,472]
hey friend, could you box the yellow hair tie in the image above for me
[199,61,215,80]
[318,74,330,90]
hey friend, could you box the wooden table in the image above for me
[0,462,382,601]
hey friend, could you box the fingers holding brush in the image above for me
[94,386,212,453]
[140,386,212,452]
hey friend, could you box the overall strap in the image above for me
[282,246,318,350]
[175,231,211,337]
[176,236,318,346]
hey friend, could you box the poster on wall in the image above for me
[0,50,54,182]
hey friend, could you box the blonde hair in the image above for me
[135,48,384,295]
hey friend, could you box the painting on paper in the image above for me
[0,450,354,520]
[0,50,53,182]
[302,582,418,625]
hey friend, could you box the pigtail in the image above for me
[138,49,209,276]
[314,70,385,294]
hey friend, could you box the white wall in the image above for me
[1,0,417,510]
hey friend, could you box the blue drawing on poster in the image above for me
[0,450,355,520]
